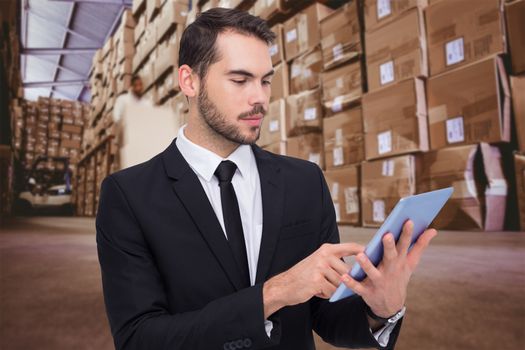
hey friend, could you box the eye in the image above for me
[232,80,246,85]
[262,80,272,86]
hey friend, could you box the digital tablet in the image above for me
[329,187,453,302]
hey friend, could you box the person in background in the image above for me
[113,75,152,124]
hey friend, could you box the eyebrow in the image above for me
[226,69,275,79]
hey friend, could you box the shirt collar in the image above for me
[176,124,254,182]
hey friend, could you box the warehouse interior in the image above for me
[0,0,524,349]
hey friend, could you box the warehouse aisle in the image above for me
[1,217,524,350]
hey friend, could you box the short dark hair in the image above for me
[178,7,276,81]
[131,75,141,84]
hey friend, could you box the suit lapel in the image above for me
[252,145,285,284]
[162,139,245,291]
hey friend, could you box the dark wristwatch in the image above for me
[366,304,406,325]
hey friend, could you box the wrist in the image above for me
[263,276,286,319]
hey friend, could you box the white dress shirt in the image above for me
[113,92,152,123]
[175,125,397,345]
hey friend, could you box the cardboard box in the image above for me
[262,141,286,155]
[270,62,289,101]
[102,35,113,60]
[361,154,419,227]
[285,132,325,169]
[515,153,525,231]
[419,143,507,231]
[258,99,286,148]
[156,0,188,41]
[289,47,323,94]
[118,57,134,77]
[364,0,427,32]
[427,56,511,150]
[324,165,360,225]
[323,107,365,169]
[365,8,427,92]
[283,3,334,62]
[505,0,525,74]
[154,29,181,82]
[321,60,363,115]
[132,0,146,16]
[426,0,506,76]
[117,40,135,64]
[270,24,285,66]
[511,75,525,152]
[62,124,82,134]
[147,0,162,22]
[362,78,428,160]
[252,0,286,21]
[285,88,323,137]
[134,12,147,44]
[320,1,362,70]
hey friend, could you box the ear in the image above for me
[178,64,199,98]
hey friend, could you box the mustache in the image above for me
[238,105,267,119]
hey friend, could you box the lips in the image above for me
[241,115,263,126]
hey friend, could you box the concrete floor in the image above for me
[0,216,524,350]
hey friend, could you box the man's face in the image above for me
[196,31,273,145]
[131,79,144,96]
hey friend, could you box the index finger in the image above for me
[328,242,365,258]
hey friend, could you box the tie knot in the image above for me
[214,160,237,184]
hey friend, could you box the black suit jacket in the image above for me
[96,139,403,350]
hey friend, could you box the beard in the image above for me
[197,83,266,145]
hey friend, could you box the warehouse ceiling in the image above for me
[20,0,132,102]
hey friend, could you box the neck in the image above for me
[184,112,240,159]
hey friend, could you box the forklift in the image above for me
[14,156,74,215]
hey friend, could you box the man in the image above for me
[113,75,152,124]
[96,8,437,350]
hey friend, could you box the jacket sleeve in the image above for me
[309,166,403,349]
[96,175,281,350]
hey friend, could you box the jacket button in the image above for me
[243,338,252,347]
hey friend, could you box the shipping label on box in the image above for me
[320,1,362,70]
[323,107,364,169]
[427,56,510,150]
[426,0,505,76]
[366,8,427,92]
[324,164,360,225]
[361,154,419,227]
[362,78,428,160]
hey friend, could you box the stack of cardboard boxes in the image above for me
[86,0,524,229]
[15,97,89,173]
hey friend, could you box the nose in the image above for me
[247,81,269,107]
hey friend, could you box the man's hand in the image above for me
[263,242,364,318]
[341,220,438,318]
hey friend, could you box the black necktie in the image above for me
[214,160,250,288]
